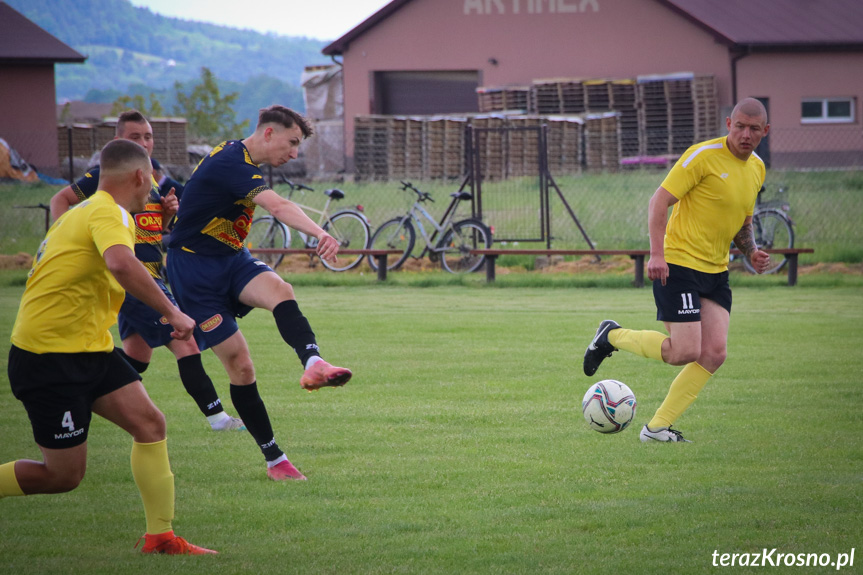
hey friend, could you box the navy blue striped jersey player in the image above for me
[71,164,243,432]
[73,167,165,278]
[165,105,352,482]
[166,141,267,255]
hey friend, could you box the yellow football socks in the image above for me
[0,461,24,498]
[607,328,667,362]
[131,439,174,535]
[648,362,713,429]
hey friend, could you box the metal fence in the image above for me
[348,124,863,262]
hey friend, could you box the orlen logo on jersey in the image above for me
[200,314,223,332]
[135,212,163,231]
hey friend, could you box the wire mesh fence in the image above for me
[342,123,863,262]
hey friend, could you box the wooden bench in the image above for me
[730,248,814,286]
[246,249,403,281]
[471,248,814,287]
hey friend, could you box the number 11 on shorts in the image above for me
[681,292,694,310]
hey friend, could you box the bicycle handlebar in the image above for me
[400,180,434,202]
[280,175,315,193]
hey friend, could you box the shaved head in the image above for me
[731,98,768,124]
[100,139,150,175]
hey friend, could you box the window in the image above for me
[801,98,855,124]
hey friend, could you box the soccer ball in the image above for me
[582,379,637,433]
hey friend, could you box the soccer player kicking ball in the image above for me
[166,105,352,481]
[1,140,216,554]
[583,98,772,443]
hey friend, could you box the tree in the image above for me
[110,93,165,117]
[173,67,249,144]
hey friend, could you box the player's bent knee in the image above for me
[700,349,727,371]
[667,347,701,366]
[277,282,295,300]
[53,474,84,493]
[133,406,167,441]
[42,468,85,494]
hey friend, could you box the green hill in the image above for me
[5,0,331,124]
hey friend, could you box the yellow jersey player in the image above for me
[50,110,243,433]
[583,97,771,443]
[1,139,216,554]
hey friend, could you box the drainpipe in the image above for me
[730,46,750,102]
[328,54,347,175]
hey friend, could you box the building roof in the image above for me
[56,101,114,124]
[322,0,863,55]
[0,2,86,64]
[659,0,863,49]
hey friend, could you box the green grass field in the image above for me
[1,275,860,574]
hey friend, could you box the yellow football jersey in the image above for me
[660,136,765,273]
[11,191,135,353]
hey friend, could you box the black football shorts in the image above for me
[8,346,139,448]
[653,263,732,323]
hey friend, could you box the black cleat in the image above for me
[583,319,620,376]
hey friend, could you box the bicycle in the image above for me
[367,181,492,274]
[246,179,370,272]
[732,184,795,274]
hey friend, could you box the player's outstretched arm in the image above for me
[103,245,194,339]
[253,189,338,262]
[49,186,80,222]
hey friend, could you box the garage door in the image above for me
[374,71,480,115]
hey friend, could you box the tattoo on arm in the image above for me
[733,222,757,257]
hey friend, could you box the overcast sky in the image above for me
[128,0,393,41]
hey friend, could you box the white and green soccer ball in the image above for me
[582,379,637,433]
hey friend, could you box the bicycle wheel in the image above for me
[744,208,794,274]
[439,218,491,274]
[368,217,415,271]
[247,216,289,269]
[321,210,371,271]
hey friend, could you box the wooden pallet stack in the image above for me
[387,118,406,179]
[637,76,670,157]
[56,124,95,159]
[545,116,583,175]
[476,86,530,113]
[584,80,611,111]
[693,75,719,141]
[610,80,639,159]
[353,115,392,181]
[505,116,543,177]
[442,118,467,179]
[636,73,718,158]
[404,118,425,180]
[424,117,445,180]
[150,119,188,165]
[529,79,586,115]
[471,116,507,180]
[666,78,694,155]
[354,112,621,180]
[584,112,621,172]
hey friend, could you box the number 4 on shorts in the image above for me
[61,411,75,432]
